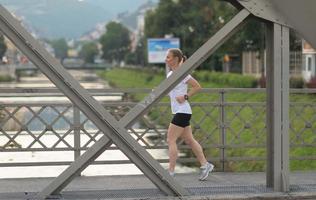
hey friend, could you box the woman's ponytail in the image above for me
[168,48,186,64]
[182,55,187,62]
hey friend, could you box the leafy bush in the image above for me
[258,76,266,88]
[195,71,257,88]
[0,75,13,82]
[203,73,210,82]
[290,77,304,88]
[306,77,316,88]
[146,75,154,83]
[257,76,305,88]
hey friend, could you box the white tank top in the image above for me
[167,71,192,114]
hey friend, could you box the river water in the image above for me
[0,123,195,178]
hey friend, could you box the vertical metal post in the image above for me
[266,21,275,189]
[73,106,81,160]
[281,25,290,192]
[219,90,226,171]
[265,22,289,192]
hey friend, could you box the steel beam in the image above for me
[281,25,290,193]
[0,4,251,199]
[0,5,188,198]
[237,0,290,27]
[271,0,316,48]
[265,22,290,192]
[36,8,251,198]
[236,0,316,48]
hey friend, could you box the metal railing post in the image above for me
[73,105,81,166]
[219,90,226,171]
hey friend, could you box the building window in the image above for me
[307,57,312,71]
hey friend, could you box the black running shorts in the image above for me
[171,113,192,128]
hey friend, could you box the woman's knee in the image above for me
[167,137,177,145]
[184,137,195,146]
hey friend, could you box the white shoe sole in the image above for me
[199,164,214,181]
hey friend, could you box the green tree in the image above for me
[144,0,275,72]
[0,35,7,59]
[79,42,99,63]
[125,37,147,66]
[290,29,302,51]
[144,0,237,69]
[50,38,68,61]
[99,22,131,63]
[215,19,264,71]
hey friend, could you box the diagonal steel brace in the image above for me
[37,8,250,199]
[0,4,250,199]
[0,5,189,198]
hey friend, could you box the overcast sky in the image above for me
[0,0,158,39]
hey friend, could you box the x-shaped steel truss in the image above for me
[0,4,251,199]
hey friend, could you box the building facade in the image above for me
[302,40,316,81]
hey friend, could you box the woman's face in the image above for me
[165,51,179,70]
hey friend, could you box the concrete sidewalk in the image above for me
[0,172,315,200]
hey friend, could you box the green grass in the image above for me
[98,68,165,88]
[98,67,316,172]
[0,75,13,82]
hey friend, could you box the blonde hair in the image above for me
[168,48,187,63]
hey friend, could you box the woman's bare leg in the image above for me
[181,125,207,166]
[167,123,185,172]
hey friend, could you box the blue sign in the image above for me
[147,38,180,63]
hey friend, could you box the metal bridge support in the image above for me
[265,22,290,192]
[37,9,250,199]
[235,0,292,192]
[0,4,250,199]
[0,5,189,199]
[4,0,315,197]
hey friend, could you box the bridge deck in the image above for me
[0,172,315,200]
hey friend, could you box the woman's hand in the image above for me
[176,95,186,104]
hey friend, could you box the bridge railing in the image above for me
[14,63,112,72]
[0,88,315,172]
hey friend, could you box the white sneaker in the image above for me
[199,162,214,181]
[168,171,175,177]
